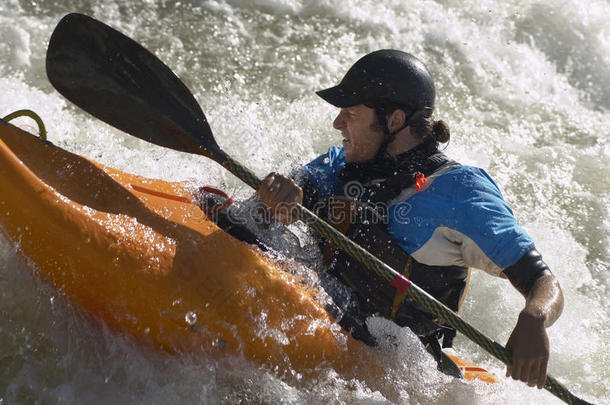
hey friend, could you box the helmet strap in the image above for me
[373,108,414,161]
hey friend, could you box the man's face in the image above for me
[333,104,384,162]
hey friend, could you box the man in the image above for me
[257,50,563,388]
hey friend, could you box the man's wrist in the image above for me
[519,307,547,326]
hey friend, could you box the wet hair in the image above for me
[410,115,451,144]
[369,102,451,145]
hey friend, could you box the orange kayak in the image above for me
[0,120,498,383]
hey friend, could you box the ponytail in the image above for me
[431,119,450,143]
[411,115,450,145]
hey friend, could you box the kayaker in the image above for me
[257,49,564,388]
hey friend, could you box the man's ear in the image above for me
[388,109,406,132]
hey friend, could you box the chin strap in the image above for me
[372,106,437,161]
[372,108,413,162]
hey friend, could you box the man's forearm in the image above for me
[522,273,564,327]
[503,248,564,326]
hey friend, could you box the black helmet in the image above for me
[316,49,435,117]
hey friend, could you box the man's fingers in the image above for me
[258,173,303,225]
[275,184,295,202]
[259,173,276,198]
[262,172,277,187]
[264,175,297,198]
[526,361,539,387]
[512,360,526,384]
[511,358,549,389]
[526,359,547,388]
[259,173,286,202]
[536,357,548,389]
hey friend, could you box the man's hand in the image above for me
[502,251,563,390]
[506,310,549,389]
[258,172,303,225]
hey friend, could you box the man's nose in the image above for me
[333,110,346,130]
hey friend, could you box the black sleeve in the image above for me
[502,248,553,296]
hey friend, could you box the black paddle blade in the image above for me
[46,13,222,158]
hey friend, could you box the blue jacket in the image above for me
[298,146,534,277]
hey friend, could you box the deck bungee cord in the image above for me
[1,109,47,141]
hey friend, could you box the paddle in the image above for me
[46,13,591,405]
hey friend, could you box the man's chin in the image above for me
[345,154,364,163]
[344,147,371,163]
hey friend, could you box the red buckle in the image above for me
[414,172,427,191]
[200,186,233,214]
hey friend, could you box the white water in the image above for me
[0,1,608,404]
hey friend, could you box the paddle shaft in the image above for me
[219,153,590,405]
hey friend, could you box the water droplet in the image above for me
[212,338,227,348]
[185,311,197,326]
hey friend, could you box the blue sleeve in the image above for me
[298,146,346,200]
[388,166,534,271]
